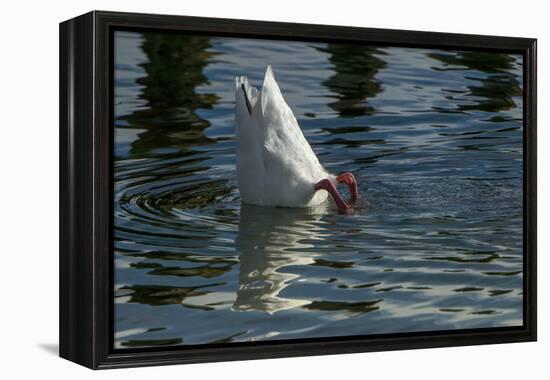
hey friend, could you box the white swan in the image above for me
[234,66,357,213]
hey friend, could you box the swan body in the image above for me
[235,66,357,212]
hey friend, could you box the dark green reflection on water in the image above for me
[122,33,218,156]
[303,299,382,315]
[430,51,522,112]
[317,45,386,117]
[117,283,221,306]
[121,338,183,347]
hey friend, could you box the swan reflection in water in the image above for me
[233,203,330,314]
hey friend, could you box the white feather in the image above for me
[235,66,331,208]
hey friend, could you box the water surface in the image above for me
[113,31,523,348]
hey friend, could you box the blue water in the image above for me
[113,31,524,348]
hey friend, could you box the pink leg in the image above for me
[314,178,351,214]
[336,172,358,202]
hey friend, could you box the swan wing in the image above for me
[235,75,265,170]
[260,66,326,184]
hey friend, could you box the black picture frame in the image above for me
[59,10,537,369]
